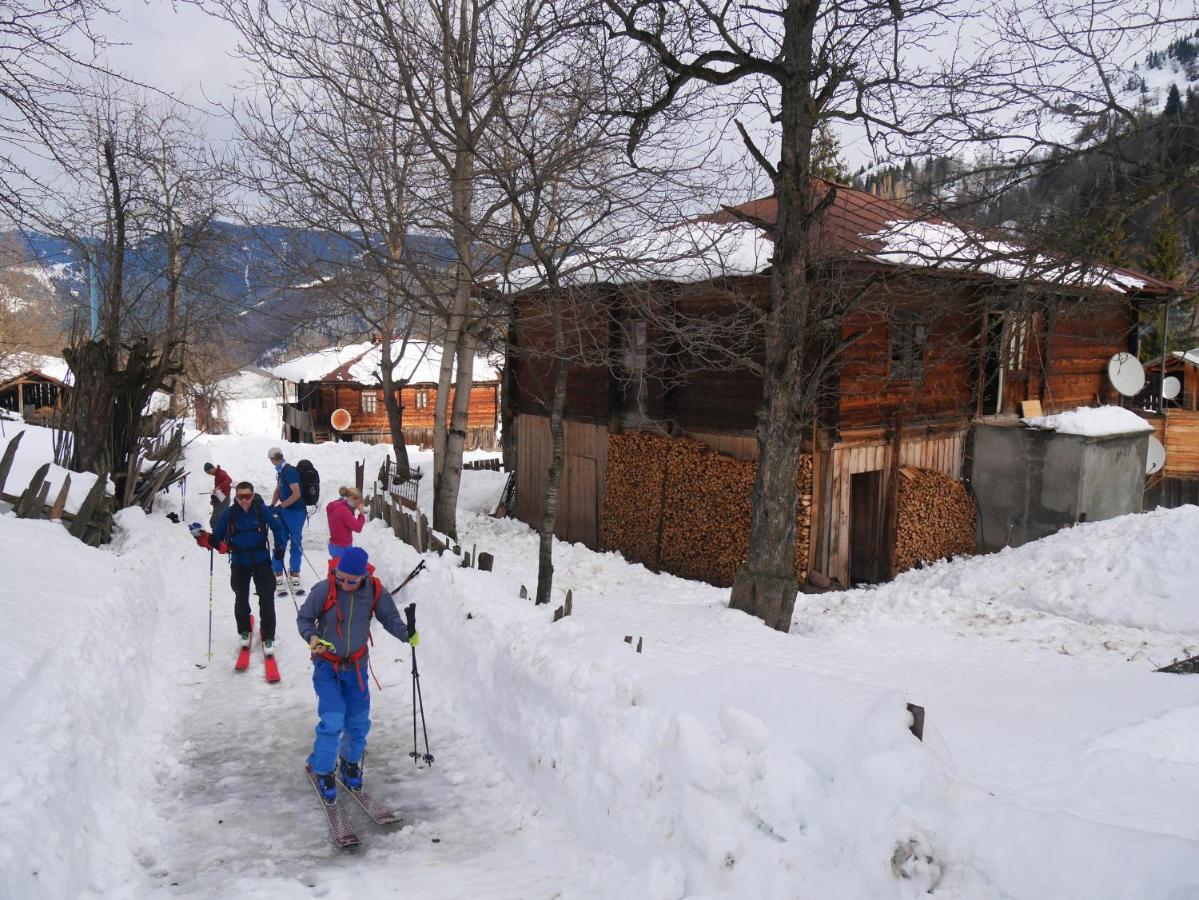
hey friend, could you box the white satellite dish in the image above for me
[1163,375,1181,401]
[1107,352,1146,397]
[1146,435,1166,475]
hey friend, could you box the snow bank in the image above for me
[806,505,1199,640]
[0,423,108,515]
[1022,404,1154,436]
[0,509,192,898]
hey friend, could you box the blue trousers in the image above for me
[328,542,349,560]
[272,505,306,575]
[308,659,371,775]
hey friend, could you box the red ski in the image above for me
[262,629,280,683]
[235,615,255,671]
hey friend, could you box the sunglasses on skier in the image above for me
[335,572,364,587]
[235,492,254,501]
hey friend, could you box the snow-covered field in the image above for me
[3,432,1199,898]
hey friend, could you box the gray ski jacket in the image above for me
[296,575,410,658]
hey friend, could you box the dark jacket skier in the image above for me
[191,482,290,651]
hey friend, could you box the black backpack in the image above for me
[297,459,321,507]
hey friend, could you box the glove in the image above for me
[273,544,285,562]
[195,530,212,549]
[217,541,229,555]
[188,522,203,537]
[308,635,336,654]
[407,631,420,647]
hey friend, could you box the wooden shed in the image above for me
[508,180,1173,589]
[0,356,72,426]
[271,339,500,448]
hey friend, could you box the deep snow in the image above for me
[3,433,1199,898]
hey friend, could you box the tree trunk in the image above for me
[729,7,817,632]
[378,329,412,472]
[535,300,568,606]
[432,328,476,538]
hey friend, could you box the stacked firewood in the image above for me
[893,466,976,574]
[602,432,668,567]
[603,431,812,587]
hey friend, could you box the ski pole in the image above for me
[389,560,426,596]
[206,547,214,662]
[301,547,324,581]
[405,602,433,766]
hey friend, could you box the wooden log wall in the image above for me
[305,381,499,442]
[601,431,812,587]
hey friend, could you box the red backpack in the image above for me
[317,558,384,666]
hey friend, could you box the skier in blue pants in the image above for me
[296,547,419,802]
[268,447,306,591]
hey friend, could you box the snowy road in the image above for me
[144,478,617,899]
[5,426,1199,898]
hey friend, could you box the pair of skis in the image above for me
[234,615,281,683]
[305,765,402,849]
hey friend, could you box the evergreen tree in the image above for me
[1146,204,1186,282]
[1165,83,1183,119]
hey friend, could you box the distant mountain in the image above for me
[1,223,457,363]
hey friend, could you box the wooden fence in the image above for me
[368,480,494,571]
[0,431,111,544]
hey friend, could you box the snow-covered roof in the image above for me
[1021,405,1154,437]
[268,340,500,386]
[865,219,1149,293]
[503,221,772,291]
[215,367,282,400]
[0,353,73,386]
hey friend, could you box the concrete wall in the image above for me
[972,421,1147,552]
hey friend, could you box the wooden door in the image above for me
[850,470,885,585]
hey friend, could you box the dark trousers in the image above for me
[231,561,277,641]
[209,495,230,532]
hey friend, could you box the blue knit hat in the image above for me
[338,547,369,577]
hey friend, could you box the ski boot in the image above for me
[238,632,251,649]
[316,770,337,803]
[288,572,302,589]
[262,639,275,656]
[339,758,363,791]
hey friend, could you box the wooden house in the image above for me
[0,355,72,425]
[1140,351,1199,506]
[508,180,1173,588]
[271,339,501,448]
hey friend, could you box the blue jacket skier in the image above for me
[192,482,290,652]
[296,547,418,802]
[269,447,307,590]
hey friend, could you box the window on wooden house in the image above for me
[890,312,927,381]
[622,319,648,372]
[362,390,378,413]
[1004,312,1032,372]
[415,389,429,410]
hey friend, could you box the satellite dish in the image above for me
[330,408,352,431]
[1163,376,1181,401]
[1107,352,1146,397]
[1146,435,1165,475]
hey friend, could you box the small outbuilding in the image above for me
[0,355,72,425]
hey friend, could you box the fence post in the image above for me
[15,463,51,518]
[0,430,25,496]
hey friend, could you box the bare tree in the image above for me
[228,9,440,470]
[0,0,115,217]
[40,93,228,493]
[598,0,1013,629]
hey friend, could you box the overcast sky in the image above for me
[88,1,246,138]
